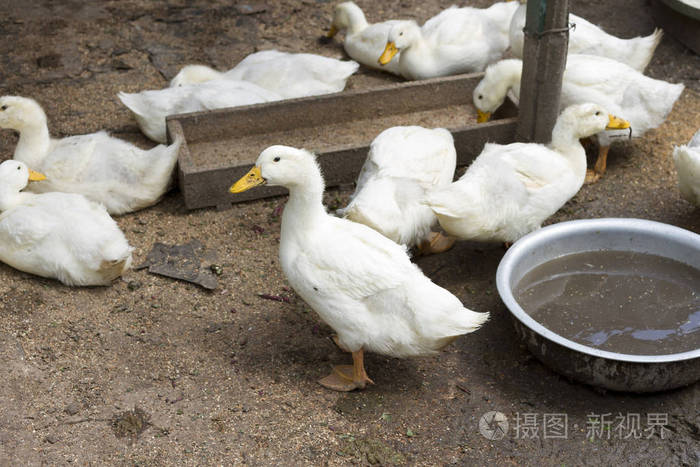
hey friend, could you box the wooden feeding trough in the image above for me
[167,73,518,210]
[652,0,700,55]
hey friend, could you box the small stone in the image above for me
[45,435,59,444]
[127,281,142,291]
[37,54,61,68]
[112,59,132,70]
[233,3,266,15]
[65,402,80,415]
[113,304,130,313]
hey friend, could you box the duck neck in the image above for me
[548,116,587,172]
[493,60,523,105]
[281,172,327,235]
[0,187,31,213]
[343,4,369,34]
[14,118,50,168]
[399,36,432,78]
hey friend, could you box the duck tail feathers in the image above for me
[98,256,131,283]
[628,28,663,72]
[117,91,145,115]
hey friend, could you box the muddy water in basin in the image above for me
[515,251,700,355]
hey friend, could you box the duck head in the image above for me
[473,59,523,123]
[0,96,47,131]
[0,159,46,193]
[380,21,420,65]
[169,65,223,87]
[230,145,322,193]
[328,2,365,38]
[558,103,631,140]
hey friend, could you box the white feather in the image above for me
[509,3,662,72]
[673,129,700,206]
[339,126,456,247]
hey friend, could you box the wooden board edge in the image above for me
[180,118,519,210]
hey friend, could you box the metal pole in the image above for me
[516,0,569,143]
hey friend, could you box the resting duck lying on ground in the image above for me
[0,160,132,286]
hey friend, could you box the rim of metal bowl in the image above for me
[496,218,700,364]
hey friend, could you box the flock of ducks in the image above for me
[1,1,697,390]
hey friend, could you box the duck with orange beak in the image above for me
[230,146,488,391]
[425,104,632,245]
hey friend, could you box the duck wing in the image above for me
[293,217,415,300]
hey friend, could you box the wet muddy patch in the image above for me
[111,407,150,440]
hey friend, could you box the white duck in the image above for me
[337,126,456,253]
[326,1,402,75]
[119,79,281,143]
[169,50,359,98]
[472,55,684,182]
[230,145,488,391]
[509,1,662,72]
[673,129,700,206]
[0,160,132,286]
[425,104,630,244]
[379,2,519,79]
[0,96,182,215]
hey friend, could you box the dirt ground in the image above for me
[0,0,698,465]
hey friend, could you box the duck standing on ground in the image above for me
[337,126,456,253]
[0,160,132,286]
[472,55,684,182]
[0,95,181,214]
[378,2,519,79]
[425,104,630,244]
[230,145,488,391]
[508,1,662,72]
[673,129,700,206]
[326,1,402,75]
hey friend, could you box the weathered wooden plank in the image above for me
[517,0,569,143]
[651,0,700,55]
[168,73,519,210]
[168,72,484,143]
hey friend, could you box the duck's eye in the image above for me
[399,32,403,36]
[0,105,7,111]
[16,166,20,170]
[273,157,280,162]
[595,111,601,116]
[478,94,483,100]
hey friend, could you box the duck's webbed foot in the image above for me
[418,231,456,255]
[318,350,375,392]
